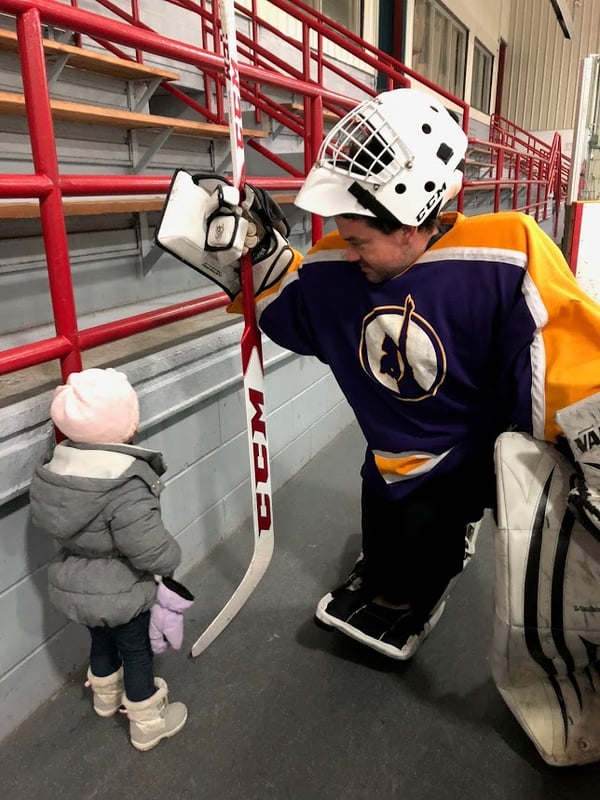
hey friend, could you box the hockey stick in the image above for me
[190,0,274,658]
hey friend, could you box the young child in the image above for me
[29,367,191,752]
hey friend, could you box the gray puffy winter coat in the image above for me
[29,441,181,628]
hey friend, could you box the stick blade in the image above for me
[189,532,274,658]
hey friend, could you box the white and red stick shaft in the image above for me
[190,0,274,658]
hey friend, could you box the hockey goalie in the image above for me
[154,87,600,766]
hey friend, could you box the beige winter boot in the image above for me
[123,677,187,752]
[85,667,124,717]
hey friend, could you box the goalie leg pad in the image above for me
[492,431,600,766]
[555,391,600,540]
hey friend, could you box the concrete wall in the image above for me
[0,320,354,741]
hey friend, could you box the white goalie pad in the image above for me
[555,391,600,539]
[492,431,600,766]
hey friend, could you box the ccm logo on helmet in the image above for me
[415,184,445,223]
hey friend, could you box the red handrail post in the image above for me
[18,8,82,379]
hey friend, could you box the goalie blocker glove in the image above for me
[155,170,293,299]
[555,390,600,540]
[155,170,249,298]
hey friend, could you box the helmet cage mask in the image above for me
[296,90,468,226]
[316,100,413,187]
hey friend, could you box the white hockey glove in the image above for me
[155,169,249,299]
[155,170,294,299]
[555,391,600,541]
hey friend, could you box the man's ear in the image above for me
[399,224,418,239]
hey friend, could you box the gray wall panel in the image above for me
[0,569,67,677]
[0,620,89,742]
[0,496,56,595]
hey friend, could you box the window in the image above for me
[471,40,493,113]
[412,0,466,99]
[304,0,361,36]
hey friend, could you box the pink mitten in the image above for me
[149,577,195,654]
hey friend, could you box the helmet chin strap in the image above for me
[348,182,403,226]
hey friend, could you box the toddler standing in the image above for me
[29,367,191,751]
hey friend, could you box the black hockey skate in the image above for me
[313,555,373,631]
[314,556,444,660]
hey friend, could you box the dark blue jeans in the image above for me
[87,610,155,702]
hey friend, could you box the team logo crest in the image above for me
[359,295,446,401]
[213,221,226,242]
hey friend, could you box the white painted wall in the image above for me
[571,201,600,301]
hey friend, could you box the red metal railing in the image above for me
[491,114,570,178]
[491,114,569,191]
[66,0,470,202]
[0,0,338,378]
[462,138,554,221]
[62,0,569,226]
[0,0,568,382]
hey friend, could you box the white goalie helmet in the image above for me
[295,88,468,227]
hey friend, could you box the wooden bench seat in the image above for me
[0,196,166,219]
[0,91,267,139]
[269,192,297,205]
[0,192,296,220]
[0,28,180,83]
[282,102,341,124]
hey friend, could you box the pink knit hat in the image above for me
[50,368,140,444]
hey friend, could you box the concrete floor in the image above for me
[1,423,599,800]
